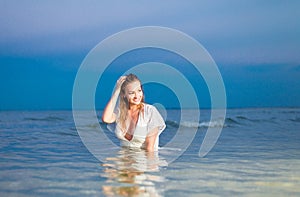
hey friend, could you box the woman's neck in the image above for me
[129,104,139,112]
[129,102,143,111]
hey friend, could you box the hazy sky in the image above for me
[1,1,300,110]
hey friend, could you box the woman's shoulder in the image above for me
[142,103,160,116]
[142,103,156,111]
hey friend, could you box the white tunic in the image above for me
[115,104,166,150]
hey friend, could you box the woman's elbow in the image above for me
[102,116,114,124]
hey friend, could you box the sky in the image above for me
[1,0,300,110]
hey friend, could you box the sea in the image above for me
[1,108,300,196]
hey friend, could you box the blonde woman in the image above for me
[102,74,166,152]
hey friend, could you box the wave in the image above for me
[289,117,300,123]
[226,118,240,125]
[224,115,283,126]
[24,116,65,122]
[165,115,276,129]
[236,116,248,120]
[224,116,261,126]
[166,119,226,128]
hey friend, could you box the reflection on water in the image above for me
[100,148,167,196]
[1,109,299,196]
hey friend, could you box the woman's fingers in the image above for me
[117,76,126,86]
[114,76,127,94]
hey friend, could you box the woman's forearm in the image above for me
[145,128,159,152]
[102,91,119,123]
[102,76,126,123]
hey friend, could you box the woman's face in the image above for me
[125,81,143,106]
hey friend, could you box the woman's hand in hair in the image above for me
[115,76,127,95]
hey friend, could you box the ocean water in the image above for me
[1,108,300,196]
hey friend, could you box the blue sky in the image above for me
[1,0,300,110]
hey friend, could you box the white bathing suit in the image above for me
[115,104,166,150]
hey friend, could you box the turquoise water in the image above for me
[1,108,300,196]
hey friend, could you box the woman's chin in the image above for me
[131,100,141,105]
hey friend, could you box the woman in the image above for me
[102,74,166,152]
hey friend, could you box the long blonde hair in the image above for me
[118,73,144,130]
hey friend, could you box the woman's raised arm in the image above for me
[102,76,126,123]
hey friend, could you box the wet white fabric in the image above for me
[115,104,166,150]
